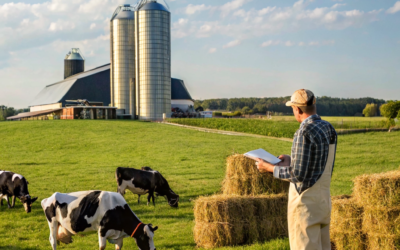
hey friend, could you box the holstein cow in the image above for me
[0,170,38,213]
[41,191,158,250]
[116,167,179,208]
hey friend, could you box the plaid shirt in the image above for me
[273,115,337,194]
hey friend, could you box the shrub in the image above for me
[380,101,400,119]
[363,103,378,117]
[232,111,242,117]
[213,112,222,117]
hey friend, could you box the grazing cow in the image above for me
[116,167,179,208]
[0,170,38,213]
[41,191,158,250]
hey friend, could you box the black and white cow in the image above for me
[41,191,158,250]
[0,170,38,213]
[116,167,179,208]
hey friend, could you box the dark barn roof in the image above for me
[171,78,193,100]
[30,64,192,107]
[30,64,111,107]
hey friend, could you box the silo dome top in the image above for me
[65,48,84,60]
[137,0,170,12]
[111,5,134,21]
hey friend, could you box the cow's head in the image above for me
[135,224,158,250]
[167,190,179,208]
[20,195,38,213]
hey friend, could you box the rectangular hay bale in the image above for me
[353,170,400,207]
[330,195,365,250]
[221,154,289,196]
[193,194,288,249]
[363,206,400,249]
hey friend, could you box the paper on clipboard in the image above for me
[244,148,281,165]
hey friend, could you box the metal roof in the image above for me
[111,5,135,21]
[171,78,193,100]
[115,9,134,19]
[7,109,62,120]
[65,48,84,60]
[30,64,111,107]
[30,64,192,108]
[138,1,169,12]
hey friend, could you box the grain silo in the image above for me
[110,5,136,118]
[135,0,171,121]
[64,48,84,79]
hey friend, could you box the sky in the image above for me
[0,0,399,108]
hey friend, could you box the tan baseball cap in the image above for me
[286,89,316,107]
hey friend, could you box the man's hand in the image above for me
[277,155,291,167]
[255,158,275,173]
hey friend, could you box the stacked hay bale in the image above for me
[221,154,289,195]
[194,194,288,248]
[194,154,290,248]
[353,171,400,249]
[330,195,365,250]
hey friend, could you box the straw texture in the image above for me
[353,171,400,207]
[193,194,288,249]
[330,195,365,250]
[221,154,289,196]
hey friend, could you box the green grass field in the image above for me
[167,116,392,139]
[0,120,399,249]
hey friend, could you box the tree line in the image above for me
[194,97,387,116]
[0,105,29,121]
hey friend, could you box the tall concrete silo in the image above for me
[135,0,171,121]
[110,5,136,118]
[64,48,84,79]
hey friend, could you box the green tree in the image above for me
[363,103,378,117]
[242,106,251,114]
[380,101,400,119]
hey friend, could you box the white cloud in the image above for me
[223,40,241,48]
[331,3,346,9]
[298,42,305,46]
[285,41,295,46]
[309,41,319,46]
[261,40,281,47]
[209,48,217,53]
[90,23,96,30]
[387,1,400,14]
[173,1,383,41]
[185,4,211,15]
[220,0,251,17]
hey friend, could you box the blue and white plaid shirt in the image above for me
[273,115,337,194]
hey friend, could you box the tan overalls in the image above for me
[288,144,335,250]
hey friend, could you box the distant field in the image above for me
[0,121,399,249]
[167,116,391,138]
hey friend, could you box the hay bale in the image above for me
[330,195,365,250]
[221,154,289,196]
[353,170,400,207]
[366,233,400,250]
[362,206,400,249]
[193,194,288,249]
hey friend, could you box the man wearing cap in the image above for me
[256,89,337,250]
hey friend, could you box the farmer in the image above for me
[256,89,337,250]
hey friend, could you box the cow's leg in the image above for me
[138,194,141,204]
[11,195,16,208]
[98,230,107,250]
[5,195,12,208]
[147,194,151,206]
[115,238,123,250]
[48,221,58,250]
[152,193,155,206]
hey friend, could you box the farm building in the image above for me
[8,62,193,121]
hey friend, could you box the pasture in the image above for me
[0,120,399,249]
[167,116,391,138]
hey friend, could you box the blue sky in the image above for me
[0,0,399,108]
